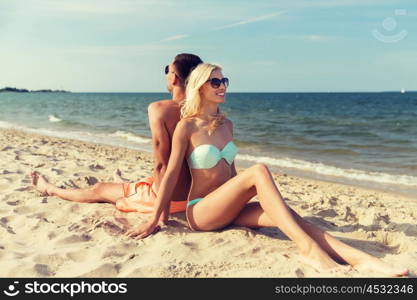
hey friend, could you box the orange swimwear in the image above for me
[116,176,187,214]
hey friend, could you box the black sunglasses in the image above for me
[164,65,170,75]
[206,77,229,88]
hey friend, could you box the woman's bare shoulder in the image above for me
[224,118,234,131]
[176,118,198,136]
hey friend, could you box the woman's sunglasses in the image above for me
[207,77,229,89]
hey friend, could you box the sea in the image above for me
[1,92,416,197]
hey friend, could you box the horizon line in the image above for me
[68,90,417,94]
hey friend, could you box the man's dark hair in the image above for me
[173,53,203,87]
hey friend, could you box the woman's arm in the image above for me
[227,119,237,177]
[231,162,237,177]
[151,120,190,221]
[126,120,191,238]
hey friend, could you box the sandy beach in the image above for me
[0,128,416,278]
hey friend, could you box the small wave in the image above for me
[0,120,14,129]
[48,114,62,122]
[0,121,151,152]
[318,148,360,156]
[111,130,151,144]
[237,154,417,187]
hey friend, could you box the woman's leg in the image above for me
[233,202,409,276]
[31,171,124,204]
[188,164,343,272]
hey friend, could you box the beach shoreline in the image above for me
[1,128,416,277]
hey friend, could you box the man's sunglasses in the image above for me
[206,77,229,88]
[164,65,170,75]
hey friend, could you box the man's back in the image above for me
[148,99,191,202]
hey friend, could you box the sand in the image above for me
[0,128,416,278]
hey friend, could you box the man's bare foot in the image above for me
[354,256,409,277]
[299,243,350,273]
[31,171,53,196]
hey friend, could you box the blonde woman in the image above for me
[126,63,408,276]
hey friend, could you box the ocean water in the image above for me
[1,92,416,196]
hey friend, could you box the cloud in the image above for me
[303,35,333,42]
[274,34,336,42]
[155,11,287,44]
[9,0,158,16]
[159,34,189,42]
[154,12,284,42]
[212,11,286,30]
[60,44,181,57]
[295,0,392,8]
[155,11,287,45]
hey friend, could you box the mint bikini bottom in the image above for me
[187,197,204,207]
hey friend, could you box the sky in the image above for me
[0,0,416,92]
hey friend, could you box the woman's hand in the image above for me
[125,219,160,239]
[158,208,169,225]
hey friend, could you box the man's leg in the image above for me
[31,171,124,204]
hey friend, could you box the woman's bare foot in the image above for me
[31,171,54,196]
[299,243,349,273]
[354,256,409,277]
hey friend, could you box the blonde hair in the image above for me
[181,63,226,135]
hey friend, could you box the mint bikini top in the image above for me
[187,141,237,169]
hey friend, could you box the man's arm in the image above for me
[148,102,170,192]
[148,102,171,222]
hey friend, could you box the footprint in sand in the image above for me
[57,234,92,244]
[13,206,34,214]
[14,186,31,192]
[47,231,57,240]
[6,200,20,206]
[51,168,63,175]
[317,208,338,218]
[343,206,357,222]
[89,164,105,171]
[84,176,98,186]
[65,250,88,263]
[1,146,14,151]
[0,222,16,234]
[34,264,55,276]
[69,203,81,213]
[398,224,417,237]
[95,221,124,236]
[328,197,338,206]
[13,252,26,259]
[27,212,49,222]
[102,247,128,259]
[181,241,199,251]
[63,179,79,189]
[295,268,305,278]
[68,222,88,233]
[0,177,12,183]
[80,263,121,277]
